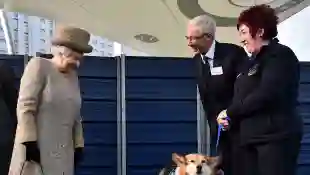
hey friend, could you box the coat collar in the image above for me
[204,40,216,59]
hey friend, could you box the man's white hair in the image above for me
[51,45,74,57]
[189,14,216,37]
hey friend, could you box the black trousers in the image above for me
[0,142,14,174]
[220,132,241,175]
[240,135,302,175]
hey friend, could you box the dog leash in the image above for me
[216,117,231,150]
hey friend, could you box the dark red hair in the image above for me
[237,4,278,40]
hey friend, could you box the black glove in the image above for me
[23,141,40,163]
[74,147,84,168]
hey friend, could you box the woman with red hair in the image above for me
[217,4,303,175]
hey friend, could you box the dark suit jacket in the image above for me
[226,40,303,145]
[195,41,245,140]
[0,61,18,144]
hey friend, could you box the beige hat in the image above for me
[51,25,93,53]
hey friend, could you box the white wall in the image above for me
[0,11,150,57]
[122,45,150,56]
[278,6,310,62]
[113,42,149,56]
[0,12,116,57]
[86,35,114,57]
[0,12,56,55]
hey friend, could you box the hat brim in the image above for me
[51,40,93,53]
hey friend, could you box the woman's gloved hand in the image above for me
[74,147,84,168]
[217,110,230,130]
[23,141,40,164]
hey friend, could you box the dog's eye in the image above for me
[188,160,195,163]
[201,160,206,163]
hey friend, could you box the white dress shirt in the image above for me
[200,40,216,70]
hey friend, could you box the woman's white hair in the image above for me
[189,14,216,37]
[51,45,74,57]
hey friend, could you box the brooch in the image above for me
[248,64,259,76]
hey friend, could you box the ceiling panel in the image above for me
[0,0,308,57]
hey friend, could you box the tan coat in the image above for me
[9,57,84,175]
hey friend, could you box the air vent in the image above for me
[134,34,159,43]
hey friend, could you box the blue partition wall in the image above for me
[125,57,198,175]
[297,62,310,175]
[76,56,117,175]
[1,55,310,175]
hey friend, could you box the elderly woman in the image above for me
[217,5,303,175]
[9,26,92,175]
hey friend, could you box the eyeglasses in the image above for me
[185,33,213,41]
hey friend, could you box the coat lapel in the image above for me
[213,41,224,68]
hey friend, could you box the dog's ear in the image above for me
[172,153,186,166]
[205,156,221,167]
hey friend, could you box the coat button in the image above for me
[60,144,67,148]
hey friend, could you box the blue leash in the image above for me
[216,117,231,149]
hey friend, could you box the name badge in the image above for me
[211,66,223,76]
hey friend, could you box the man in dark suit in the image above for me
[0,60,18,174]
[186,15,245,174]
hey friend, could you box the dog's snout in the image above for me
[196,165,202,173]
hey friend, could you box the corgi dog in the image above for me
[159,153,223,175]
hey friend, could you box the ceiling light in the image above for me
[134,34,159,43]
